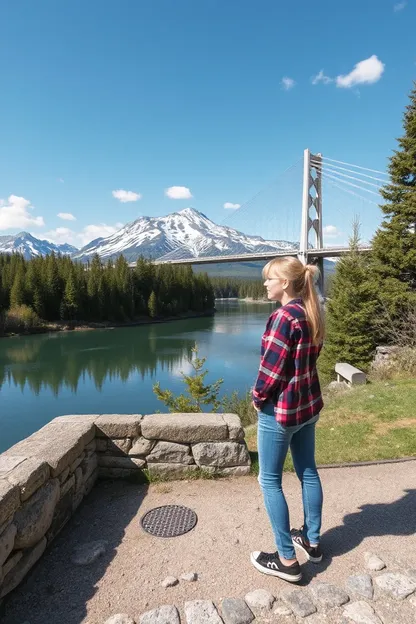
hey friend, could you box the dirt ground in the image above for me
[2,460,416,624]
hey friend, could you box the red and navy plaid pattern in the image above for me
[252,298,323,426]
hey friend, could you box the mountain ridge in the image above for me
[72,207,297,263]
[0,232,78,260]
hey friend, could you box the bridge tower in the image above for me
[298,149,324,288]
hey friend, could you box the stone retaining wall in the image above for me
[0,413,250,600]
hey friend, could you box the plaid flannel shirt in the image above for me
[252,298,323,426]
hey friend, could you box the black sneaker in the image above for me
[250,551,302,583]
[290,527,323,563]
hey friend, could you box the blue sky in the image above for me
[0,0,415,249]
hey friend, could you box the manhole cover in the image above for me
[140,505,198,538]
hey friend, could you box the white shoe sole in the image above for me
[292,539,323,563]
[250,553,302,583]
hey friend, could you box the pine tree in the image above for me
[10,265,26,308]
[371,81,416,315]
[319,222,379,380]
[153,344,224,412]
[148,291,158,317]
[45,254,62,320]
[62,270,79,320]
[0,273,6,313]
[87,254,104,320]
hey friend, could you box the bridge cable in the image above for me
[321,171,381,196]
[311,159,388,185]
[321,173,380,206]
[311,162,386,187]
[319,156,390,177]
[313,165,382,189]
[220,157,303,226]
[313,160,415,193]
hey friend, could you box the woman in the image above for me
[250,257,324,583]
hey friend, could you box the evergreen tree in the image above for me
[87,254,104,320]
[153,344,223,412]
[0,272,6,313]
[0,252,214,326]
[148,291,158,317]
[371,82,416,315]
[45,254,63,320]
[61,269,79,320]
[319,223,379,380]
[10,264,26,308]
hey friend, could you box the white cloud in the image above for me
[336,55,385,88]
[281,77,296,91]
[43,227,74,244]
[394,1,406,11]
[0,195,45,231]
[79,223,124,245]
[323,225,341,238]
[112,189,142,203]
[43,222,124,248]
[312,70,333,85]
[57,212,76,221]
[223,202,241,210]
[165,186,193,199]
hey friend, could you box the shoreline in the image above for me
[215,297,272,304]
[1,309,216,340]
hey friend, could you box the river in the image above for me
[0,301,275,452]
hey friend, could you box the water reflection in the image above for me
[0,316,215,396]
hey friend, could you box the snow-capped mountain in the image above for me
[0,232,78,260]
[73,208,297,263]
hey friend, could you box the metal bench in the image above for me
[335,362,366,386]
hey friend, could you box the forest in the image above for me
[0,253,215,331]
[210,276,266,299]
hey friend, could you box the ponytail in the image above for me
[302,265,325,345]
[262,256,325,345]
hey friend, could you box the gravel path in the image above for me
[1,460,415,623]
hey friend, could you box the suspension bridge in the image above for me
[131,149,388,279]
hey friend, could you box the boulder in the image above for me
[192,442,250,468]
[128,436,156,457]
[147,441,194,464]
[0,479,20,526]
[0,536,47,598]
[141,413,228,443]
[184,600,224,624]
[0,523,17,567]
[107,438,132,455]
[222,414,245,441]
[13,479,60,549]
[95,415,142,438]
[140,605,180,624]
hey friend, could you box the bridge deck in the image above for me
[128,246,371,267]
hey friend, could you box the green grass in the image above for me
[245,377,416,474]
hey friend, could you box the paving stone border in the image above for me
[0,412,250,599]
[103,554,416,623]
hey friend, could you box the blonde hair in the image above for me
[262,256,325,345]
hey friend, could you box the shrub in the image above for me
[153,344,223,412]
[221,389,258,427]
[3,305,43,334]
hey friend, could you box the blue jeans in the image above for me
[257,403,323,559]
